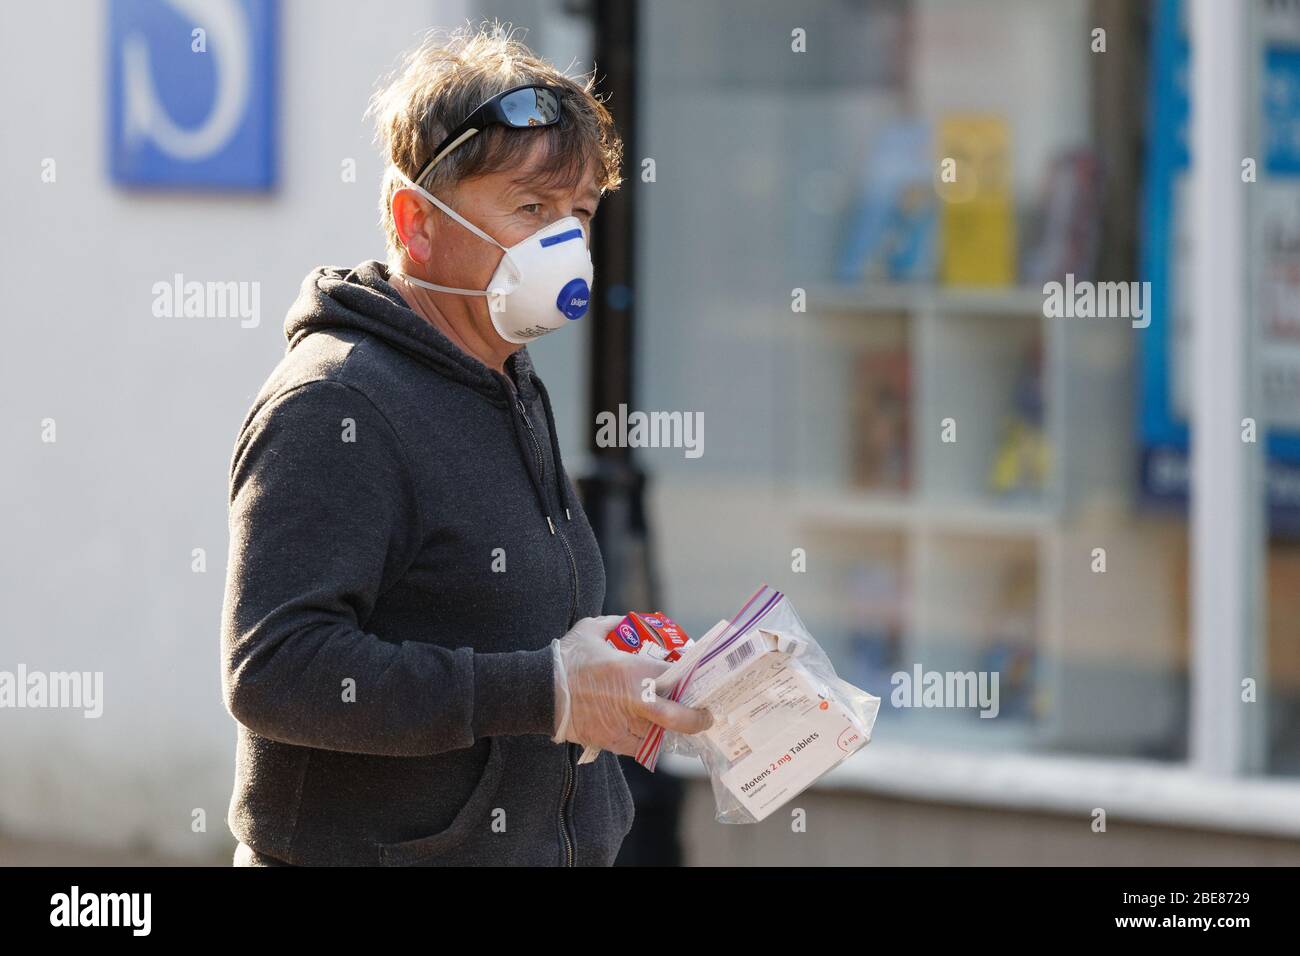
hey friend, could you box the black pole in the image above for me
[590,0,637,435]
[580,0,684,868]
[581,0,657,616]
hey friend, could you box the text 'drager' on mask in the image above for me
[390,169,593,345]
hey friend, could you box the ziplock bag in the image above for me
[637,584,880,824]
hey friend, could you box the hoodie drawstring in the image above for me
[531,374,573,524]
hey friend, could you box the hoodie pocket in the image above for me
[377,737,506,865]
[608,754,635,837]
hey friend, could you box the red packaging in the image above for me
[605,612,693,662]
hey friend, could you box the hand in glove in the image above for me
[551,615,713,756]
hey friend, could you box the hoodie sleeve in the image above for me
[221,379,556,756]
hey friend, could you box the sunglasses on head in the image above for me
[411,83,564,188]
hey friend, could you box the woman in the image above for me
[220,25,710,867]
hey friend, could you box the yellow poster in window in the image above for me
[937,114,1016,287]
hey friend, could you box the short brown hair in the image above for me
[367,22,624,268]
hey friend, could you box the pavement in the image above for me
[0,832,229,867]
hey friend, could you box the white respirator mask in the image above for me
[391,169,593,345]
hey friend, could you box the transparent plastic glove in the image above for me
[551,615,713,758]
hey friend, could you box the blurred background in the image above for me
[3,0,1300,866]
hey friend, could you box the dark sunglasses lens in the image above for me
[499,88,560,127]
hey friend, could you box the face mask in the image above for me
[390,169,593,345]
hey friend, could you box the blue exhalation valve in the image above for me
[557,278,590,320]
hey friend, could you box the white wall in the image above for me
[0,0,478,859]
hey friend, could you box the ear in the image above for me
[392,187,436,265]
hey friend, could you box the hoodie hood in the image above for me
[284,260,539,406]
[283,260,573,531]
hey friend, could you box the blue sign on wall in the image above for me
[108,0,277,189]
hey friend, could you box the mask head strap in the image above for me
[390,168,516,300]
[392,169,505,251]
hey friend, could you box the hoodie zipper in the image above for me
[516,396,579,866]
[559,744,576,866]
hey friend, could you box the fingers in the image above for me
[621,721,656,756]
[580,720,649,758]
[604,734,645,758]
[621,655,670,682]
[573,702,708,757]
[640,696,714,735]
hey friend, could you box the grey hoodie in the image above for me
[220,260,632,866]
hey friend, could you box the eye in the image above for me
[575,208,594,221]
[519,203,543,215]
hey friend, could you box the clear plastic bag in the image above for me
[645,585,880,824]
